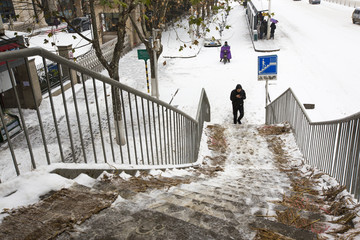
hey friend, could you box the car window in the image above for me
[356,10,360,14]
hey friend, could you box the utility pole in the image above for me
[152,28,160,99]
[266,0,272,40]
[189,7,195,42]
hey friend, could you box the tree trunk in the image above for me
[196,4,201,36]
[109,69,126,146]
[112,87,126,146]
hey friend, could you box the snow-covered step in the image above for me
[149,192,241,225]
[149,202,247,239]
[179,182,250,203]
[56,206,235,240]
[169,188,249,214]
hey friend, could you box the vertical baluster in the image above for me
[162,106,168,165]
[67,67,86,163]
[176,112,180,164]
[157,104,163,165]
[103,82,116,163]
[147,100,154,165]
[81,74,97,163]
[120,89,131,164]
[93,78,107,163]
[141,98,150,164]
[43,58,64,163]
[135,96,145,164]
[169,109,174,164]
[57,63,76,162]
[152,102,159,165]
[114,88,124,163]
[128,93,138,165]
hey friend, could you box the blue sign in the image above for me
[258,55,277,81]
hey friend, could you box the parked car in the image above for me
[204,38,221,47]
[67,17,91,33]
[309,0,321,4]
[352,8,360,24]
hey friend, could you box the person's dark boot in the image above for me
[237,119,242,124]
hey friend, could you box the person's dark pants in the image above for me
[233,104,244,124]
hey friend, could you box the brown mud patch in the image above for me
[256,124,360,239]
[0,185,117,240]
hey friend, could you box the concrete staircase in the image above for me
[2,124,354,239]
[54,173,317,240]
[53,124,319,240]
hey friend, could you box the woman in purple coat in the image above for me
[220,41,232,62]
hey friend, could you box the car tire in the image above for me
[353,19,356,24]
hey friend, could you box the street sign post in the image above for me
[258,55,278,107]
[137,49,150,93]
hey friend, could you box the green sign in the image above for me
[137,49,150,61]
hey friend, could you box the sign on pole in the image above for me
[258,55,278,108]
[137,49,150,93]
[137,49,150,61]
[258,55,277,81]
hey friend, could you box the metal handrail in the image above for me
[266,88,360,200]
[0,47,195,118]
[0,47,211,182]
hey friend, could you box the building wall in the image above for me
[91,3,141,46]
[13,0,47,26]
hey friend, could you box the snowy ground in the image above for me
[1,0,360,231]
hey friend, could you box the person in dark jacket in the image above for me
[270,22,276,39]
[230,84,246,124]
[260,20,267,39]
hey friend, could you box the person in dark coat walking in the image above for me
[270,22,276,39]
[230,84,246,124]
[260,20,267,39]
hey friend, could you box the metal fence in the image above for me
[0,47,210,182]
[35,37,126,93]
[266,88,360,200]
[76,37,127,73]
